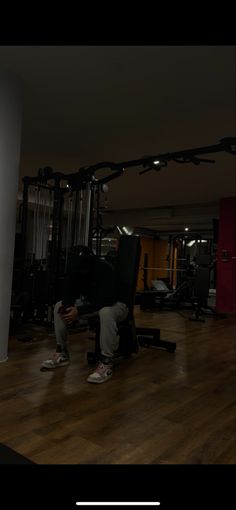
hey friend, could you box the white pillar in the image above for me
[0,69,22,362]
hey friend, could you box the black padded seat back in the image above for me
[193,267,210,301]
[115,235,141,310]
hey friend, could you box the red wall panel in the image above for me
[216,197,236,313]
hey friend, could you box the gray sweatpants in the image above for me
[54,300,129,360]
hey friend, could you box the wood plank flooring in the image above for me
[0,307,235,464]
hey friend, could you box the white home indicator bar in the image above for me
[76,503,160,507]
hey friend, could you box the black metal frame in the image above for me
[78,136,236,178]
[17,137,236,325]
[20,136,236,270]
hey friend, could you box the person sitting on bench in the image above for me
[40,246,128,383]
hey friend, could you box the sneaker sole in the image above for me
[40,361,70,371]
[40,366,55,371]
[87,374,113,384]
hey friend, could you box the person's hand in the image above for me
[62,306,79,324]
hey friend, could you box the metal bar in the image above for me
[96,169,124,185]
[88,187,95,251]
[71,190,79,249]
[21,176,29,266]
[84,184,92,246]
[79,138,236,179]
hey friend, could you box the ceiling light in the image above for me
[153,160,160,165]
[184,227,189,231]
[122,226,134,235]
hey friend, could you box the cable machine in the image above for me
[15,137,236,324]
[16,165,113,323]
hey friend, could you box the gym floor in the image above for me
[0,307,235,464]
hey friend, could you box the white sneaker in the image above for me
[87,361,113,384]
[40,352,70,371]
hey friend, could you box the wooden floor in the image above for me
[0,307,235,464]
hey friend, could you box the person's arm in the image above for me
[62,260,115,322]
[59,298,98,325]
[61,305,79,323]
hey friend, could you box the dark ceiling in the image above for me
[0,45,235,233]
